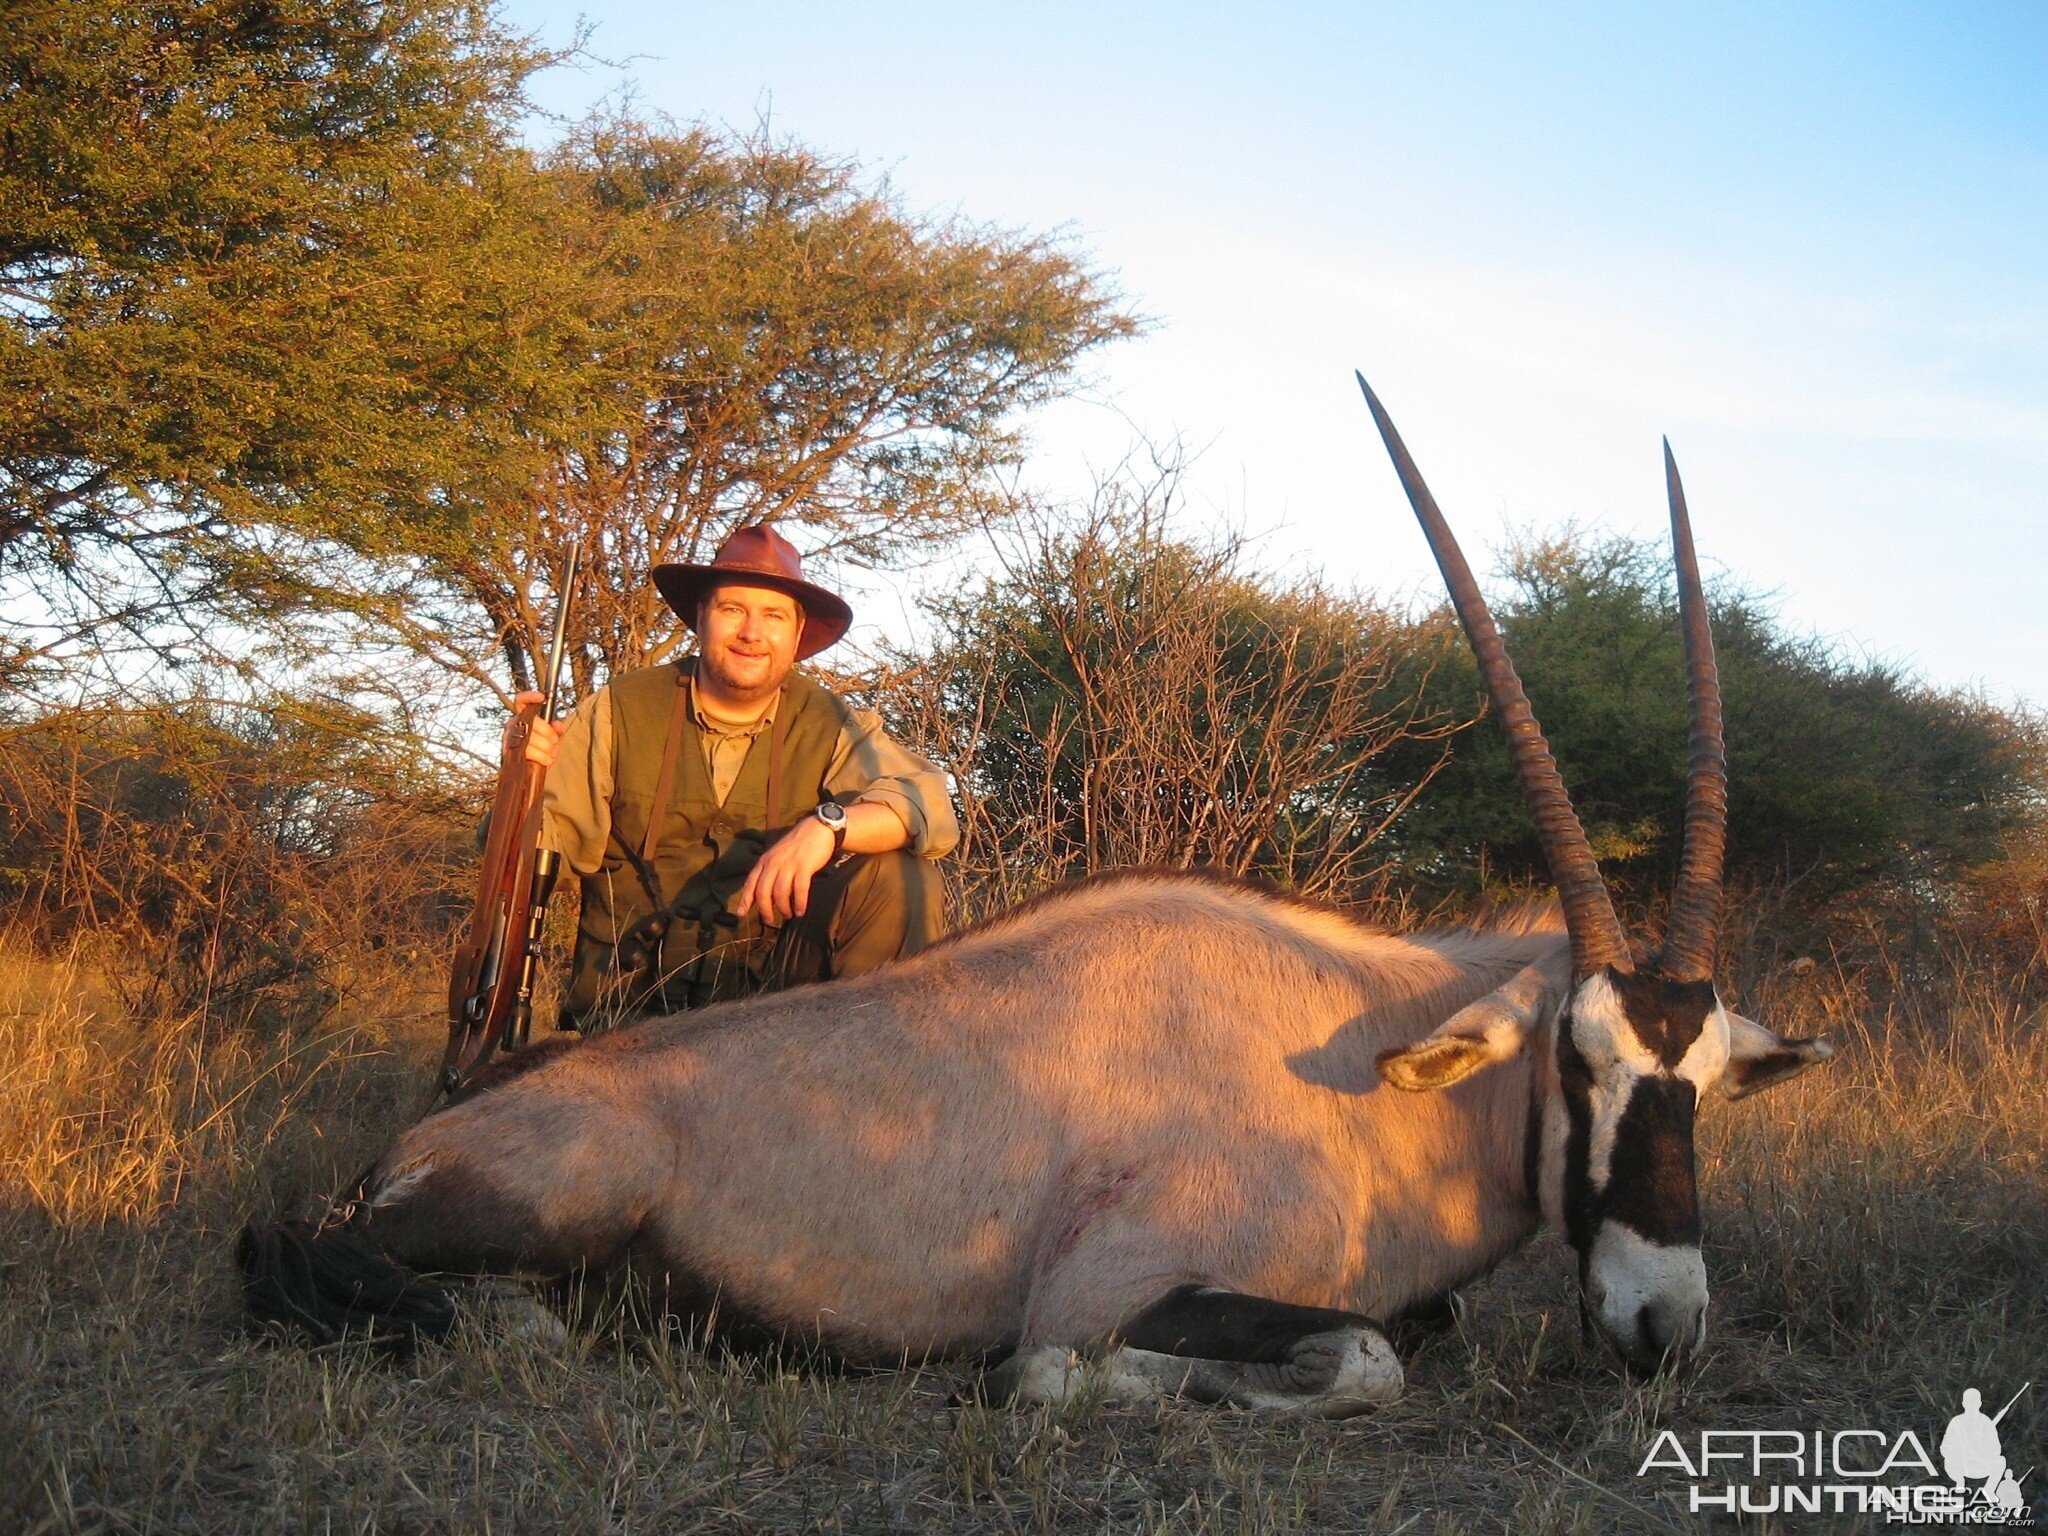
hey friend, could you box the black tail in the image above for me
[237,1219,457,1356]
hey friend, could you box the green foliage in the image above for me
[1398,532,2048,899]
[0,0,593,682]
[0,3,1142,1013]
[384,116,1139,698]
[2,0,1133,725]
[2,1,2034,968]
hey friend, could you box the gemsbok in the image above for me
[239,376,1834,1417]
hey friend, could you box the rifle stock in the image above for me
[443,545,581,1095]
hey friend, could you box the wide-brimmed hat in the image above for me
[651,525,852,660]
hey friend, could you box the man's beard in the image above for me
[699,647,787,707]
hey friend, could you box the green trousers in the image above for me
[568,850,947,1031]
[767,849,949,986]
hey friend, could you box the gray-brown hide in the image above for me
[357,873,1572,1363]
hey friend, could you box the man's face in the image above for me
[695,582,802,704]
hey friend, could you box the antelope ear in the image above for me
[1376,962,1554,1092]
[1716,1011,1834,1100]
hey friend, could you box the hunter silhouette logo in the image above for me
[1636,1381,2036,1524]
[1943,1387,2032,1521]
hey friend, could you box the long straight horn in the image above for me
[1660,440,1726,982]
[1355,372,1628,977]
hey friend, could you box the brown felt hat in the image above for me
[652,525,853,661]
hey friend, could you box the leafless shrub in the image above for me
[0,698,472,1029]
[853,465,1468,919]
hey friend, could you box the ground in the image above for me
[2,944,2042,1535]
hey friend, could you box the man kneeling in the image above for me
[520,525,957,1028]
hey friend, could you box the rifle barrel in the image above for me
[542,540,582,721]
[1992,1381,2030,1425]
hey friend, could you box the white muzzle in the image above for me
[1585,1220,1707,1370]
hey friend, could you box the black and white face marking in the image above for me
[1551,968,1730,1371]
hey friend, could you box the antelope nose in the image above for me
[1630,1297,1705,1371]
[1586,1223,1709,1375]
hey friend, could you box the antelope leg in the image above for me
[983,1327,1400,1419]
[1115,1283,1381,1360]
[986,1285,1402,1417]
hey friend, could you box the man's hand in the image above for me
[737,816,837,926]
[509,689,565,770]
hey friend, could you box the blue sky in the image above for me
[502,2,2048,705]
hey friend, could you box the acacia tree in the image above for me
[364,116,1139,703]
[0,0,602,696]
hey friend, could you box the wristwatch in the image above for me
[812,800,848,857]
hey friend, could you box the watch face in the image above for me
[817,802,847,827]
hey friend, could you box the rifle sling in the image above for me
[764,686,790,828]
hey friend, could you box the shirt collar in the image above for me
[689,673,779,735]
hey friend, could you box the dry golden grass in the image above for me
[1,939,2041,1535]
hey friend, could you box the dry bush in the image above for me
[0,950,423,1234]
[857,472,1465,919]
[1705,964,2046,1359]
[1957,818,2048,978]
[0,701,473,1030]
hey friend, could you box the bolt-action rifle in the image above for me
[442,542,581,1097]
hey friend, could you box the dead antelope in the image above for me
[238,377,1832,1416]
